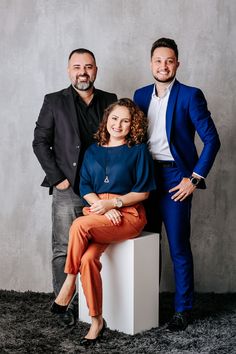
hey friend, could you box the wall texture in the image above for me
[0,0,235,293]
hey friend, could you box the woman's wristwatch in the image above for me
[113,198,123,208]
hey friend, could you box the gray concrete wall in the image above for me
[0,0,235,293]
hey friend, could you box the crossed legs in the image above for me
[54,208,146,339]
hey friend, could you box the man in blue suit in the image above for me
[134,38,220,331]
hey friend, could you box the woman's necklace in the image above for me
[103,141,125,184]
[104,171,110,183]
[104,149,110,184]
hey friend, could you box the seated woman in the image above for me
[51,98,156,346]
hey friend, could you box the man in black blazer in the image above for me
[33,48,117,325]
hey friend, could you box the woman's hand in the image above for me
[105,209,123,225]
[87,198,122,224]
[89,199,114,215]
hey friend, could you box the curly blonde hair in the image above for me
[94,98,148,146]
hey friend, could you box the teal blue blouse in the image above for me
[80,143,156,197]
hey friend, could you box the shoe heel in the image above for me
[50,301,68,314]
[100,319,107,337]
[50,288,77,314]
[79,318,107,347]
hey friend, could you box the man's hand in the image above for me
[169,177,196,201]
[55,179,70,190]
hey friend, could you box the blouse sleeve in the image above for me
[131,144,156,193]
[79,149,94,197]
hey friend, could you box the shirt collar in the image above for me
[71,85,96,105]
[152,78,176,98]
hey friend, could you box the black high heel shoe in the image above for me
[80,319,107,347]
[50,290,76,314]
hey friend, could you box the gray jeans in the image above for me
[52,186,83,298]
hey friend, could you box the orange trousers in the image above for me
[64,193,147,317]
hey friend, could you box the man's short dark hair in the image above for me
[68,48,96,62]
[151,38,178,59]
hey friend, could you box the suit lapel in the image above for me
[62,86,80,136]
[143,85,154,115]
[166,80,180,144]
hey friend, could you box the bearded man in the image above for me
[33,48,117,326]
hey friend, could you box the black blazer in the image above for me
[33,86,117,193]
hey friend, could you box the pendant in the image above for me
[104,176,110,183]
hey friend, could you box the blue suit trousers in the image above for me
[144,164,194,312]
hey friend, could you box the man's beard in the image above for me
[153,73,175,84]
[73,75,94,91]
[73,80,94,91]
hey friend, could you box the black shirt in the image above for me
[72,87,103,156]
[71,86,117,190]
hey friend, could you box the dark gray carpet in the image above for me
[0,291,235,353]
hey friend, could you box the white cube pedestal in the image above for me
[78,231,159,335]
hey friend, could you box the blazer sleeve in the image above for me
[189,89,221,177]
[32,95,66,186]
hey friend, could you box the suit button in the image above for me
[73,162,77,167]
[76,145,80,149]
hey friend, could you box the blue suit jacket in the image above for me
[133,80,220,187]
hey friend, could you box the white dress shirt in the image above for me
[147,80,175,161]
[147,79,204,179]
